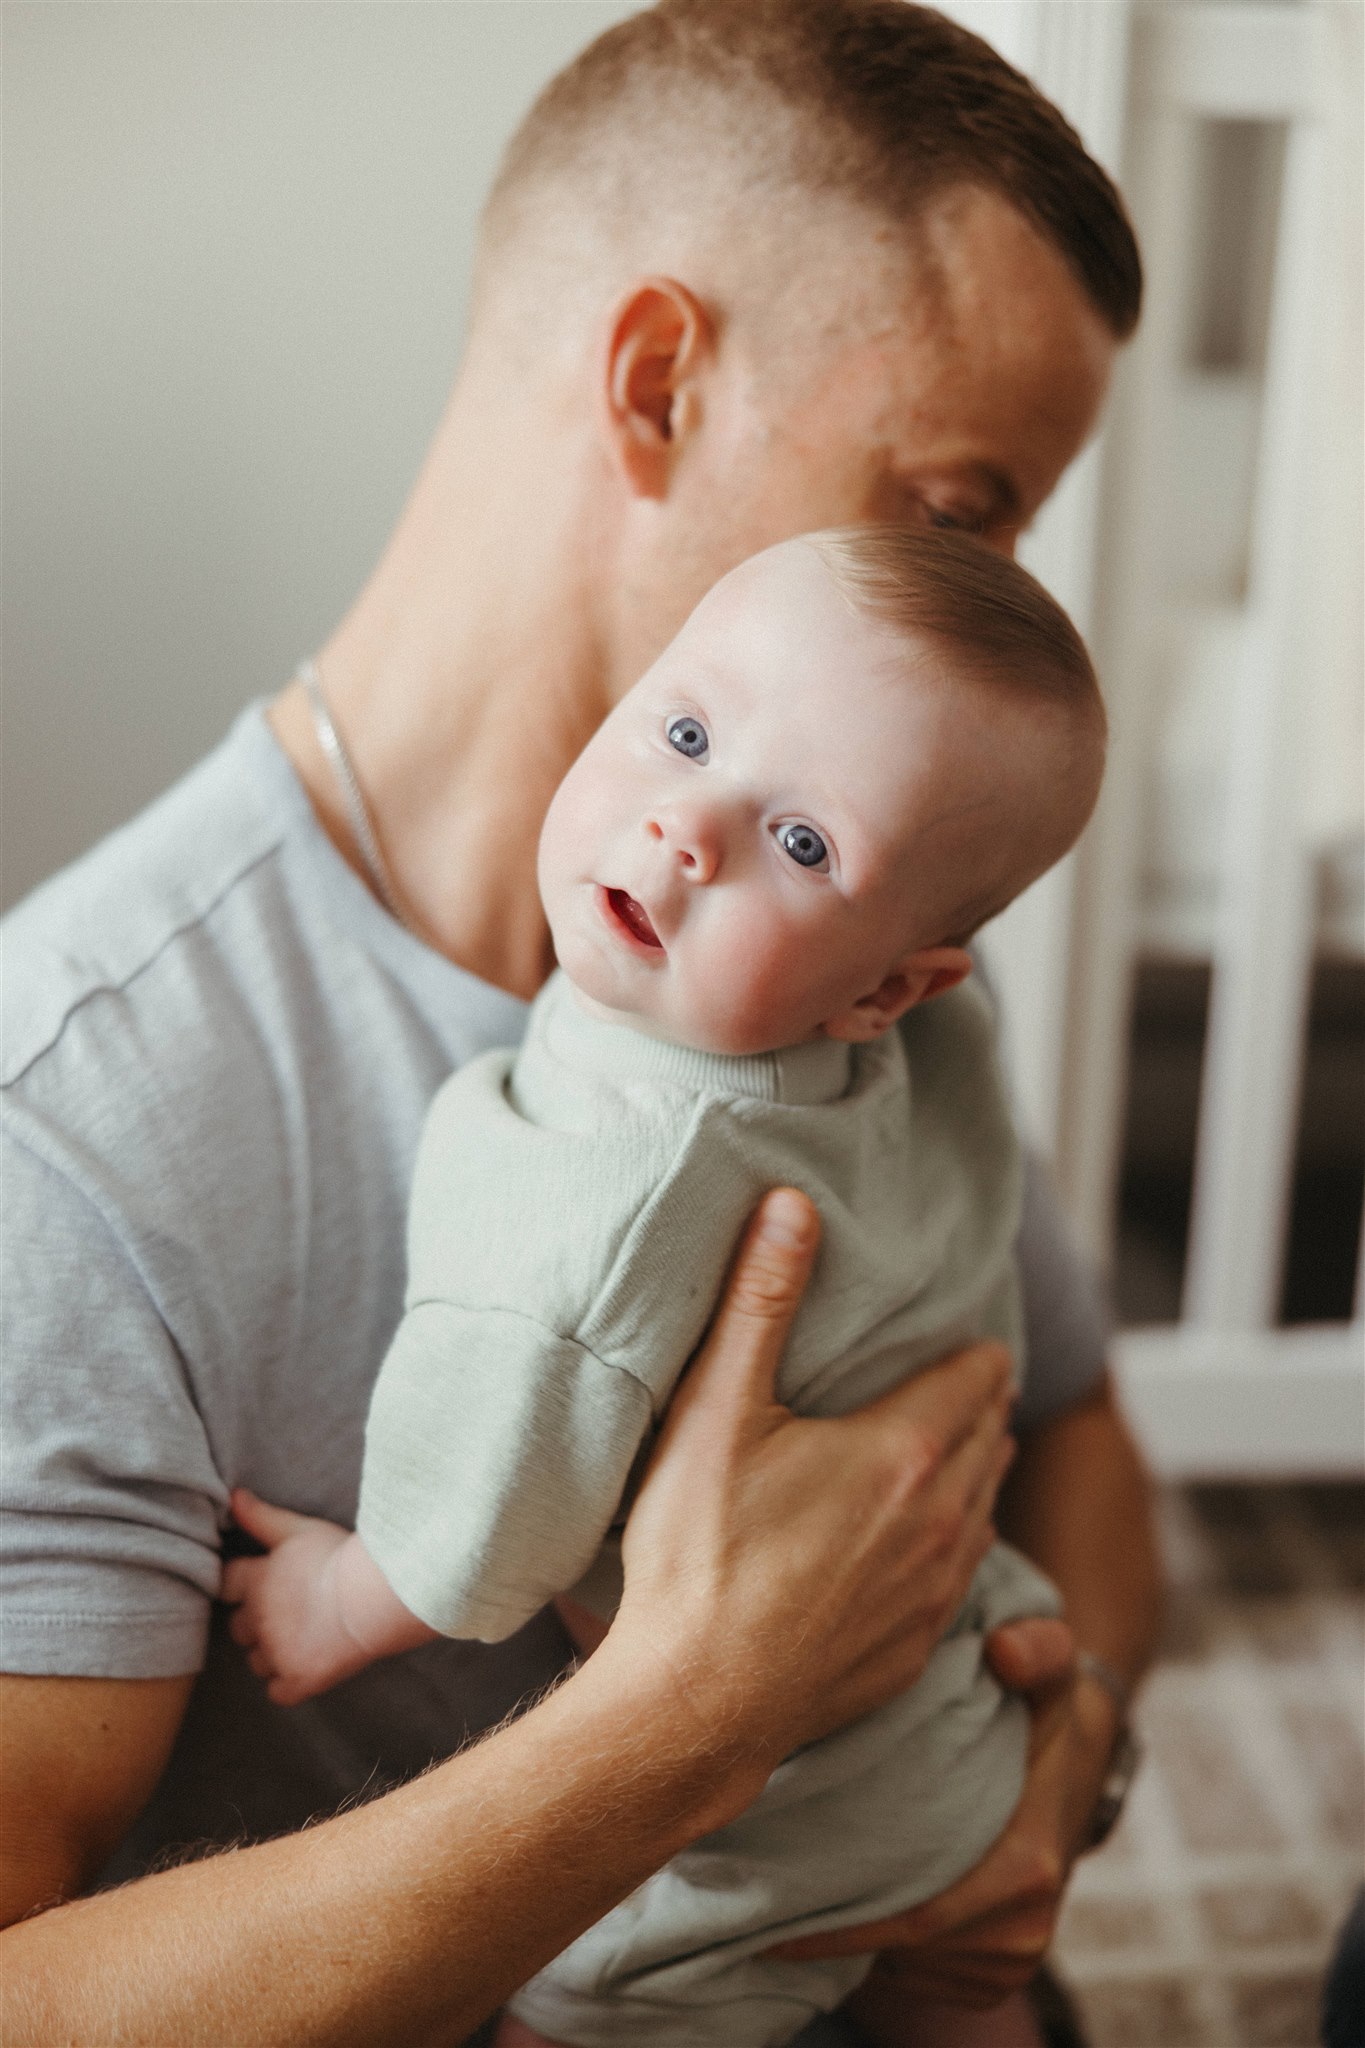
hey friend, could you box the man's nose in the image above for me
[645,805,722,882]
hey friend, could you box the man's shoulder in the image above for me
[1,707,299,1093]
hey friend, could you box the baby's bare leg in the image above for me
[850,1984,1044,2048]
[499,1994,1043,2048]
[493,2013,567,2048]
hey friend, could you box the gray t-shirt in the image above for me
[0,705,1109,1880]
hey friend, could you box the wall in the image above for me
[2,1,635,910]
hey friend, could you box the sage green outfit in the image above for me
[357,969,1059,2047]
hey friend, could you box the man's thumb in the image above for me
[707,1188,821,1398]
[985,1615,1077,1695]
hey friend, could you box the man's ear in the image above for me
[601,278,712,499]
[823,947,973,1044]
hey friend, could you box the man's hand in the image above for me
[609,1188,1018,1779]
[769,1627,1118,2010]
[0,1189,1023,2048]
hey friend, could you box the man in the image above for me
[1,3,1161,2041]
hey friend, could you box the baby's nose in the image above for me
[646,807,721,882]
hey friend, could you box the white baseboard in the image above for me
[1113,1323,1365,1479]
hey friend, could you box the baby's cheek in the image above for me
[693,921,809,1054]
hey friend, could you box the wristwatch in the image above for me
[1075,1651,1142,1851]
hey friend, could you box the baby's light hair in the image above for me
[805,525,1102,726]
[804,525,1107,942]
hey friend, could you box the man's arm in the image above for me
[1,1191,1015,2047]
[0,1673,194,1926]
[995,1370,1162,1697]
[0,1650,767,2048]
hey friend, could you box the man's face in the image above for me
[611,186,1117,687]
[539,541,1004,1057]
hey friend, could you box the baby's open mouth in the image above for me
[606,888,663,950]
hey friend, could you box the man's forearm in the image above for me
[3,1198,1015,2047]
[998,1374,1162,1694]
[1,1650,763,2048]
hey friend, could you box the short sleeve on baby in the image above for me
[357,1301,654,1642]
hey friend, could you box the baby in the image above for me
[228,526,1106,2048]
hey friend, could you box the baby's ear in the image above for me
[823,948,973,1044]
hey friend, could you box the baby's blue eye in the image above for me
[778,823,829,872]
[666,715,709,761]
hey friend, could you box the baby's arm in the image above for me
[223,1489,439,1705]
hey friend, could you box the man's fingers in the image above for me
[781,1885,1034,1957]
[768,1884,1054,1965]
[897,1388,1011,1578]
[772,1802,1063,1962]
[957,1424,1015,1536]
[678,1189,821,1414]
[856,1341,1012,1480]
[984,1616,1077,1696]
[230,1486,310,1551]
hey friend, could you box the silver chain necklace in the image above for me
[297,659,410,929]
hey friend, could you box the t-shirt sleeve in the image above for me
[356,1299,653,1643]
[1012,1149,1113,1434]
[0,1128,227,1678]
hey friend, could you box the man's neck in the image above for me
[269,364,613,1001]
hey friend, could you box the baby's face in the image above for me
[539,541,985,1056]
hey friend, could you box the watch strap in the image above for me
[1084,1722,1142,1850]
[1074,1653,1142,1851]
[1076,1648,1133,1717]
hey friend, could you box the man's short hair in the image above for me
[483,0,1141,339]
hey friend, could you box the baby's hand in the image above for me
[223,1490,378,1705]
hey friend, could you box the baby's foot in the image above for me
[854,1987,1045,2048]
[493,2017,568,2048]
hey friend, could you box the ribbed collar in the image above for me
[528,970,854,1107]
